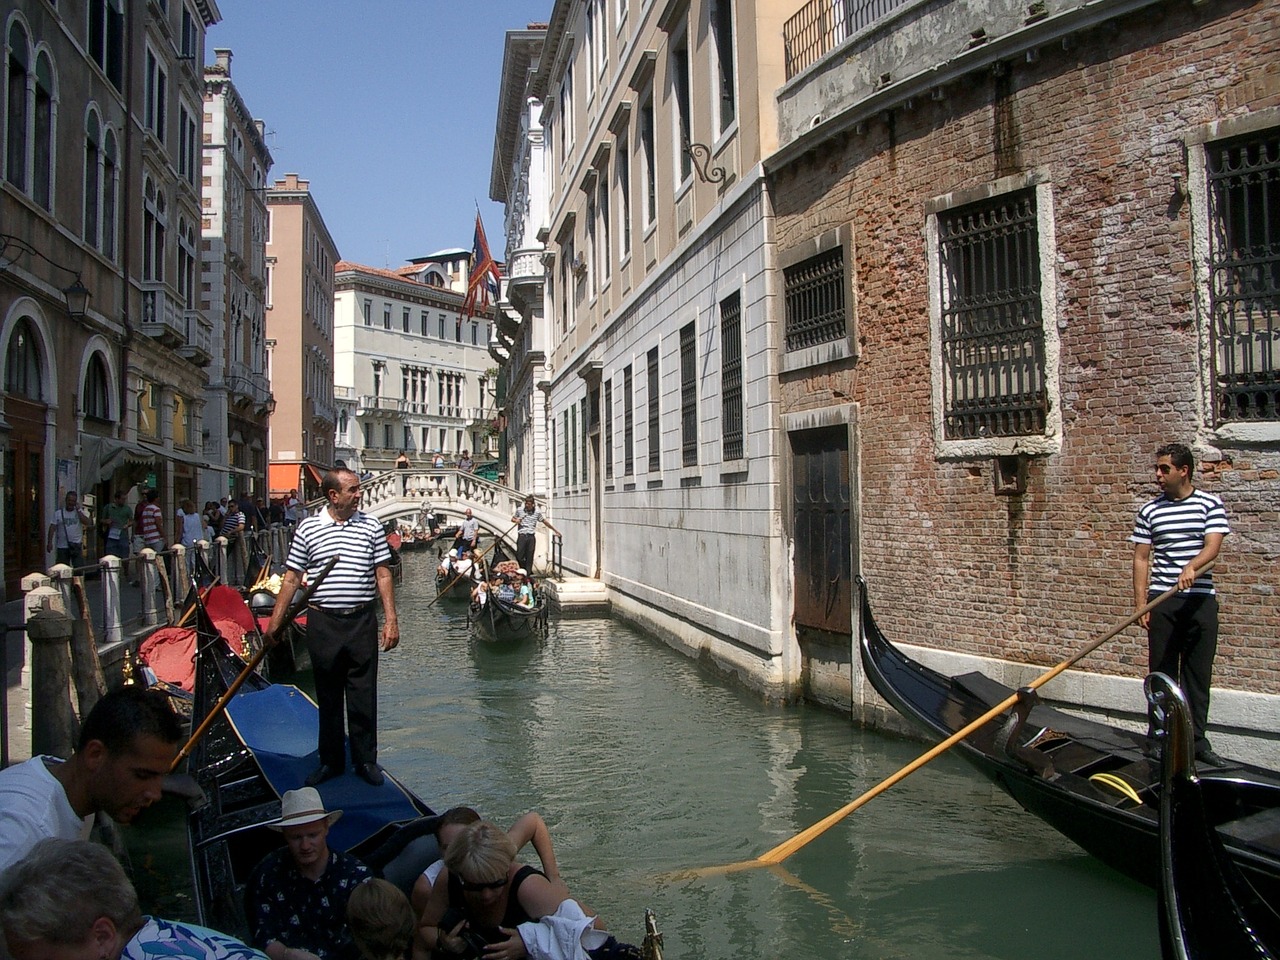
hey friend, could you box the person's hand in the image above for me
[436,917,469,955]
[483,928,528,960]
[1136,609,1150,629]
[380,617,400,652]
[1176,563,1199,592]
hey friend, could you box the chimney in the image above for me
[214,48,233,74]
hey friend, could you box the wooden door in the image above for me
[4,398,46,595]
[791,426,852,634]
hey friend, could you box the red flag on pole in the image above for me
[461,212,502,323]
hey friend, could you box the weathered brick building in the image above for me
[770,0,1280,759]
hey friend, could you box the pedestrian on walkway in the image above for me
[47,491,90,567]
[102,490,133,560]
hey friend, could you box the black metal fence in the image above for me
[784,0,916,79]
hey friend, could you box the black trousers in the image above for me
[1148,592,1218,752]
[306,605,378,769]
[516,533,536,573]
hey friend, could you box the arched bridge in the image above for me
[355,469,531,548]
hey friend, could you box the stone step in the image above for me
[543,576,610,614]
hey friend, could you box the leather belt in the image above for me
[308,600,376,617]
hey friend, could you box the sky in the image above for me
[208,0,553,269]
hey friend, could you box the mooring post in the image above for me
[26,608,76,758]
[139,548,159,627]
[99,555,123,645]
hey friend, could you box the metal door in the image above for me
[791,426,851,633]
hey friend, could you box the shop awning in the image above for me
[80,435,156,484]
[269,462,304,496]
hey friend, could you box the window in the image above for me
[1205,128,1280,423]
[402,306,410,332]
[403,425,412,450]
[570,403,578,486]
[784,246,845,352]
[6,22,29,190]
[101,131,117,259]
[177,220,196,308]
[560,65,574,160]
[936,187,1047,440]
[421,311,429,336]
[88,0,124,89]
[85,113,101,247]
[142,178,166,282]
[720,291,744,461]
[383,304,391,330]
[172,394,189,447]
[363,422,372,447]
[33,53,53,209]
[598,168,611,284]
[471,322,479,346]
[363,299,372,326]
[604,378,614,479]
[4,319,42,399]
[623,364,634,475]
[680,322,697,466]
[616,131,631,258]
[670,33,692,184]
[586,192,597,298]
[83,353,111,420]
[137,380,159,438]
[383,424,393,449]
[646,346,660,472]
[180,5,198,58]
[639,95,656,227]
[439,314,446,339]
[144,47,166,143]
[179,101,198,186]
[710,0,736,135]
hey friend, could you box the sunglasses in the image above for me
[457,875,507,892]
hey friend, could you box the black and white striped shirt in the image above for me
[286,509,391,607]
[1131,489,1229,595]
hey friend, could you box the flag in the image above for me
[461,212,502,324]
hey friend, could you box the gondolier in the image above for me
[264,468,399,787]
[511,495,560,575]
[1131,442,1229,765]
[453,508,480,559]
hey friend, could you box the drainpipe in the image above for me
[117,2,137,447]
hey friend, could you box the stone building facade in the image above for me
[769,0,1280,758]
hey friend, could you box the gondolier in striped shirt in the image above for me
[512,495,560,575]
[1131,442,1229,765]
[264,468,399,787]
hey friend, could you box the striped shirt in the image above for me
[514,508,542,536]
[286,509,391,606]
[138,502,164,546]
[220,511,245,538]
[1131,489,1229,595]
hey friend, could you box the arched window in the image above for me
[102,130,117,259]
[33,51,53,209]
[83,352,110,419]
[177,218,195,308]
[6,21,29,189]
[84,110,100,243]
[5,318,43,400]
[143,177,166,281]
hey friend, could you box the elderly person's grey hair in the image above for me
[0,838,142,945]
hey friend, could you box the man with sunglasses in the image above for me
[1132,442,1230,765]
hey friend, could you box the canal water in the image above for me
[130,550,1161,959]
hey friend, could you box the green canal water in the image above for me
[127,550,1160,959]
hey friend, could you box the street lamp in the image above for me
[0,233,92,319]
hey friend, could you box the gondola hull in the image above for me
[856,575,1280,904]
[186,596,434,938]
[471,595,547,644]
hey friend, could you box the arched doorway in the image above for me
[4,317,48,594]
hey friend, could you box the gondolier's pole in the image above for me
[426,521,518,609]
[169,556,339,773]
[696,562,1216,875]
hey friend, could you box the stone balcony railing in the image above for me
[178,310,213,366]
[140,285,184,346]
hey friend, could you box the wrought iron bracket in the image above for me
[682,133,725,186]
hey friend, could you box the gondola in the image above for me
[856,575,1280,903]
[435,551,482,601]
[1148,673,1280,960]
[186,589,436,938]
[469,590,548,644]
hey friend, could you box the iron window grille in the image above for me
[784,246,846,352]
[604,379,614,479]
[937,188,1047,440]
[1207,129,1280,424]
[720,291,744,461]
[647,347,660,473]
[680,322,698,466]
[623,364,634,475]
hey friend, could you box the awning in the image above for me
[304,463,324,485]
[269,462,303,496]
[165,447,214,469]
[80,435,157,484]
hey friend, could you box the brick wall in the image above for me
[772,0,1280,693]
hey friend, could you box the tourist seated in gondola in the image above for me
[409,807,561,916]
[0,838,268,960]
[246,789,371,960]
[470,578,489,608]
[495,575,517,604]
[347,879,415,960]
[414,822,639,960]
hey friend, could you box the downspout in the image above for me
[117,1,136,445]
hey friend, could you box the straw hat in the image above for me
[270,787,342,830]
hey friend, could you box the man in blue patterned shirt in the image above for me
[246,789,371,960]
[1132,442,1230,765]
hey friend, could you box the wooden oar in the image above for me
[426,522,518,609]
[689,563,1215,876]
[168,556,339,773]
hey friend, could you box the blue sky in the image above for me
[208,0,552,269]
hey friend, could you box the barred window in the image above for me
[1207,129,1280,423]
[604,379,614,479]
[938,188,1046,440]
[720,291,744,461]
[647,346,660,472]
[680,322,697,466]
[623,364,634,476]
[784,246,845,351]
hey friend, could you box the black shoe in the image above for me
[356,762,384,787]
[1196,746,1226,766]
[305,764,342,787]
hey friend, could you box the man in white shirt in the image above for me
[0,687,182,877]
[45,491,90,567]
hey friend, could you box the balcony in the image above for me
[333,385,355,400]
[227,360,271,406]
[358,396,407,418]
[504,247,545,313]
[140,285,184,346]
[312,397,336,425]
[177,310,213,367]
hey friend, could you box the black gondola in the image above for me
[186,592,436,938]
[470,590,548,644]
[1148,673,1280,960]
[856,575,1280,903]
